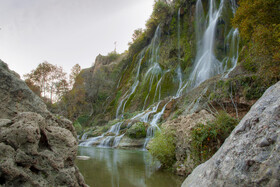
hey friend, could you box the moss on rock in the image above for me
[126,122,147,139]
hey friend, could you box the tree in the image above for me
[69,64,81,88]
[48,65,67,103]
[24,61,53,97]
[56,79,69,100]
[132,28,143,42]
[24,61,68,103]
[25,78,41,96]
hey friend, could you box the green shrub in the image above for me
[101,126,110,133]
[191,112,238,164]
[107,51,120,62]
[73,122,83,134]
[148,127,176,168]
[77,115,90,125]
[126,122,147,139]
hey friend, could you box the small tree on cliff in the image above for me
[69,64,81,88]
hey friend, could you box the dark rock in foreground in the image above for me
[0,61,88,186]
[182,81,280,187]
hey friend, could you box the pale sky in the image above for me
[0,0,154,78]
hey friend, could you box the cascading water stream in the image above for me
[190,0,225,86]
[175,7,184,98]
[133,9,186,148]
[116,50,145,119]
[141,0,239,148]
[80,0,239,149]
[79,135,104,147]
[189,0,239,87]
[224,28,239,78]
[80,122,123,147]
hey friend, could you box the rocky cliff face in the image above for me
[182,81,280,187]
[0,62,47,120]
[0,61,87,187]
[64,53,126,124]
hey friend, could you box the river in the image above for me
[76,146,183,187]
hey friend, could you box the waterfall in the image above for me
[175,66,183,97]
[224,28,239,78]
[79,135,104,147]
[153,76,163,103]
[81,0,239,150]
[80,122,123,147]
[108,122,122,135]
[81,132,88,141]
[175,7,184,98]
[99,136,115,147]
[116,90,129,118]
[116,26,162,118]
[116,50,145,118]
[189,0,239,87]
[113,134,125,148]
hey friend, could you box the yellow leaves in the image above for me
[232,0,280,84]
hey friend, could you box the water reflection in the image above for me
[76,147,183,187]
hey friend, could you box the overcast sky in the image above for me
[0,0,154,78]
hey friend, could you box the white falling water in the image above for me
[115,51,144,119]
[80,122,123,147]
[153,76,163,103]
[79,135,104,147]
[142,103,166,149]
[175,66,183,97]
[175,7,184,98]
[224,28,240,78]
[189,0,239,87]
[116,90,129,118]
[113,134,125,147]
[116,26,162,118]
[98,136,115,147]
[108,122,123,135]
[81,132,88,141]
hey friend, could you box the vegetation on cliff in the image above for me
[190,112,238,165]
[232,0,280,84]
[148,127,176,168]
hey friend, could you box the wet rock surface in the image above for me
[0,61,88,187]
[182,81,280,187]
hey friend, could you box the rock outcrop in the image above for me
[182,81,280,187]
[0,61,87,186]
[0,61,47,120]
[162,110,215,176]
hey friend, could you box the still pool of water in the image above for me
[76,146,183,187]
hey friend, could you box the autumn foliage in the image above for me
[232,0,280,84]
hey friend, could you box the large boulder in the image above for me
[0,61,47,119]
[182,81,280,186]
[0,61,88,186]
